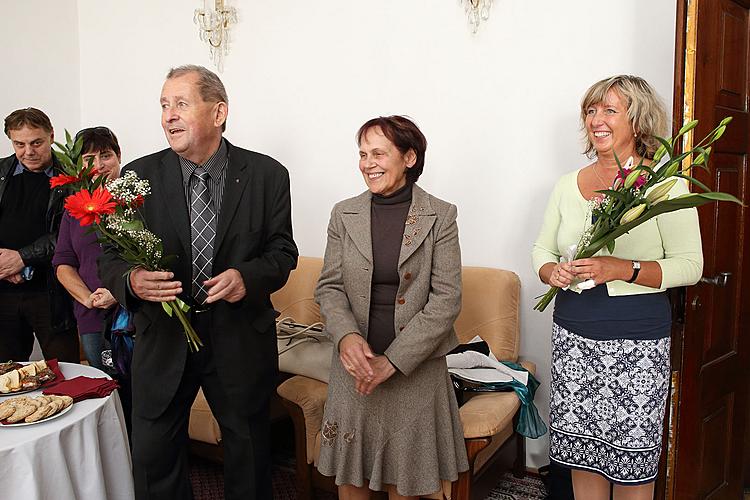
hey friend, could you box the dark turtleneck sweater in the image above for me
[368,183,413,354]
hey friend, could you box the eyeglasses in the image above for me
[76,126,115,141]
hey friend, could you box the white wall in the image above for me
[14,0,677,469]
[0,1,81,156]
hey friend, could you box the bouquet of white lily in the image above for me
[534,117,742,312]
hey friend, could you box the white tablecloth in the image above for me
[0,362,134,500]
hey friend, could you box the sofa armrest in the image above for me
[277,375,329,463]
[458,360,537,439]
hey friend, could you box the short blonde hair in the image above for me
[580,75,668,159]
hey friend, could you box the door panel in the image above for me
[671,0,750,499]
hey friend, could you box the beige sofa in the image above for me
[189,256,534,499]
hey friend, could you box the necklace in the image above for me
[592,161,611,189]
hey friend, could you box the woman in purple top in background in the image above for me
[52,127,121,369]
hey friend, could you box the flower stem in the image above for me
[533,286,560,312]
[169,300,203,352]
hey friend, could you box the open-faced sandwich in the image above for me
[0,361,23,375]
[0,360,56,394]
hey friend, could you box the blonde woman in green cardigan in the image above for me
[532,75,702,500]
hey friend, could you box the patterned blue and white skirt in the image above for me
[549,323,671,485]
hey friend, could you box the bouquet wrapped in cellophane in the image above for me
[51,131,203,351]
[534,117,743,312]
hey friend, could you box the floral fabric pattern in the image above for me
[549,323,670,484]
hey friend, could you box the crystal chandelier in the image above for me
[194,0,237,72]
[463,0,493,33]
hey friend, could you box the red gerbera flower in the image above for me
[64,186,117,226]
[50,174,80,188]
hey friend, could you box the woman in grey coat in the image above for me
[315,115,469,499]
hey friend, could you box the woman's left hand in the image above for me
[569,256,631,285]
[355,355,396,395]
[90,288,117,309]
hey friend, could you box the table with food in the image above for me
[0,360,134,499]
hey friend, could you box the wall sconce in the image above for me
[463,0,493,33]
[194,0,237,72]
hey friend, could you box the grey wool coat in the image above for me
[315,183,462,373]
[314,183,468,496]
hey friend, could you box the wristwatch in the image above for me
[627,260,641,283]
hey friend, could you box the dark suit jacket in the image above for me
[99,140,298,419]
[0,154,75,334]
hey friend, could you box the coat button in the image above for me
[404,272,412,280]
[397,297,405,305]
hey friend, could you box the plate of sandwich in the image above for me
[0,360,57,396]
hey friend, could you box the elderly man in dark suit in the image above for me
[99,65,298,500]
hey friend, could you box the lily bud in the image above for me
[712,125,727,142]
[650,194,669,205]
[694,146,711,165]
[624,169,643,189]
[646,179,678,204]
[620,203,647,225]
[653,144,667,162]
[663,163,679,178]
[678,119,698,135]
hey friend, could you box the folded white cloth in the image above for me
[446,350,528,385]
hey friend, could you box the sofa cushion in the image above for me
[455,267,520,362]
[271,256,324,325]
[188,388,222,445]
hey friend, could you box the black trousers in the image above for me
[0,290,79,362]
[130,312,272,500]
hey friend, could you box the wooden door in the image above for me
[669,1,750,499]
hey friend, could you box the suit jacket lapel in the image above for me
[341,191,373,264]
[159,151,191,258]
[398,184,437,267]
[214,142,250,258]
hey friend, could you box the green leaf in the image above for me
[678,119,699,136]
[674,173,712,193]
[65,129,73,147]
[719,116,733,127]
[72,135,83,159]
[606,240,615,254]
[692,146,711,167]
[655,136,674,159]
[597,189,630,202]
[161,301,174,317]
[53,151,74,169]
[121,219,144,231]
[175,297,190,312]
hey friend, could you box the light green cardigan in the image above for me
[532,168,703,296]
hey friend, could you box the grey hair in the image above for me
[580,75,668,159]
[166,65,228,131]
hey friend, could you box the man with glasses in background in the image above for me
[0,107,78,362]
